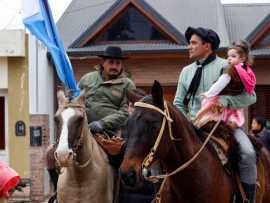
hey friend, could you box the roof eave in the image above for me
[67,46,229,57]
[245,13,270,44]
[69,0,187,48]
[69,0,124,48]
[67,48,188,57]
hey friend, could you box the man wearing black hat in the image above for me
[174,27,257,202]
[78,46,135,139]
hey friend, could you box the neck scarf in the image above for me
[183,53,216,106]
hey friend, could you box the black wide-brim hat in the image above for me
[98,46,128,60]
[185,27,220,50]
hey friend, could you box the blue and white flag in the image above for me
[22,0,80,97]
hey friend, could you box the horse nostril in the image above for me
[68,151,73,158]
[121,169,137,187]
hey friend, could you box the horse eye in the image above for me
[77,115,84,122]
[146,123,157,134]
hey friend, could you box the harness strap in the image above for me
[150,119,221,203]
[135,101,221,180]
[134,102,173,122]
[63,103,85,109]
[135,101,175,169]
[153,177,167,203]
[149,119,221,180]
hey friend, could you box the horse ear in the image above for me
[57,87,67,107]
[151,80,164,110]
[74,89,86,105]
[127,89,145,104]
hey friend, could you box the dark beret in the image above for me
[185,27,220,50]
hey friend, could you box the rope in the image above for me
[135,101,221,180]
[148,119,221,179]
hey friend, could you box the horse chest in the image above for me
[57,166,114,203]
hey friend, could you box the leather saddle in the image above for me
[200,121,263,157]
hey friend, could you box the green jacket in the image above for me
[78,65,136,135]
[173,56,256,120]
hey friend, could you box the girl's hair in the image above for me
[228,40,253,65]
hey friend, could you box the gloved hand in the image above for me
[89,121,104,134]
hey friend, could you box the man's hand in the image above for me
[212,103,224,113]
[89,121,104,134]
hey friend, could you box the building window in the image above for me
[0,97,5,150]
[90,5,169,44]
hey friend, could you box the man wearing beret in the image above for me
[174,27,257,202]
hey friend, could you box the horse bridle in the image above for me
[134,101,174,172]
[134,101,221,203]
[134,101,221,180]
[54,103,91,168]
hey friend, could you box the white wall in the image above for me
[28,35,55,142]
[0,30,25,57]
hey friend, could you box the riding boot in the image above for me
[242,182,256,203]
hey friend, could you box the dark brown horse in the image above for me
[120,81,270,203]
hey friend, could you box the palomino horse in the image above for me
[120,81,270,203]
[54,90,114,203]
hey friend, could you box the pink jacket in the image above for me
[234,63,256,95]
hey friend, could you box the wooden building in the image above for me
[57,0,270,122]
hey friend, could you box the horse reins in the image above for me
[135,101,221,180]
[54,103,92,168]
[135,101,221,203]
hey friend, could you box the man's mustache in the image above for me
[109,68,120,72]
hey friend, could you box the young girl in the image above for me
[194,41,256,129]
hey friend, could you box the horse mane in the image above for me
[166,102,202,143]
[166,102,225,162]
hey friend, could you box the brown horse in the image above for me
[54,90,114,203]
[120,81,270,203]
